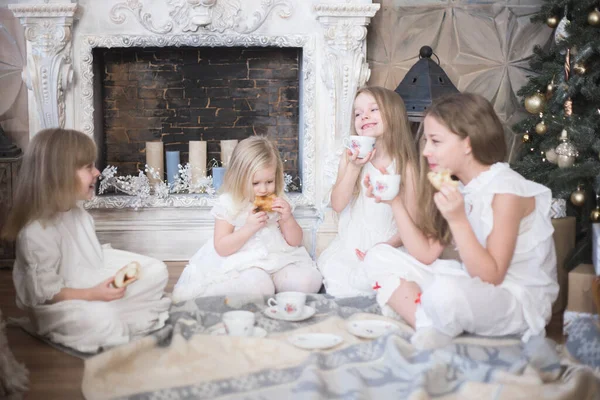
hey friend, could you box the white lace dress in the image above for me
[173,193,319,302]
[318,161,398,297]
[12,205,171,353]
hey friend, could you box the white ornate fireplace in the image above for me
[8,0,379,260]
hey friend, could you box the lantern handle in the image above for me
[418,45,441,66]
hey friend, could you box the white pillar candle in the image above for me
[145,141,164,185]
[189,141,207,188]
[220,139,238,168]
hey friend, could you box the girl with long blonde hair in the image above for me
[317,86,420,297]
[173,136,322,302]
[364,93,558,349]
[1,128,171,353]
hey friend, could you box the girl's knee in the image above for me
[243,268,275,296]
[273,266,322,293]
[140,260,169,283]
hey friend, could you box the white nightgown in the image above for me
[172,194,322,302]
[12,205,171,353]
[364,162,559,341]
[317,161,398,297]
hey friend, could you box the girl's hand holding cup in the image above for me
[364,168,401,204]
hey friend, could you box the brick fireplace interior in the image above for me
[94,46,301,186]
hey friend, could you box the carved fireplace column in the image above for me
[9,3,77,137]
[314,3,379,207]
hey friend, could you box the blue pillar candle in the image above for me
[212,167,227,191]
[166,150,180,186]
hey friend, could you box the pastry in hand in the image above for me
[253,194,276,212]
[427,169,459,191]
[113,261,140,288]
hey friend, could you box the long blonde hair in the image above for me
[1,128,97,241]
[350,86,418,197]
[220,136,284,208]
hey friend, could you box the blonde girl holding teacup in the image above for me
[317,86,420,297]
[1,128,171,353]
[363,93,558,349]
[173,136,322,302]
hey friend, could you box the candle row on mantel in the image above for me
[145,140,239,185]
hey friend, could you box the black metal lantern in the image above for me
[0,126,22,158]
[395,46,459,123]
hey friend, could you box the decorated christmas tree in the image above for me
[512,0,600,267]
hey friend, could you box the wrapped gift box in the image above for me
[566,264,597,314]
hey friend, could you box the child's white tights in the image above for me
[203,265,322,298]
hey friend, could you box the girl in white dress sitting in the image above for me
[317,86,419,297]
[363,93,559,349]
[1,128,171,353]
[172,136,322,302]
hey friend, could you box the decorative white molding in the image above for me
[85,192,306,210]
[315,3,379,208]
[109,0,293,35]
[313,4,379,18]
[79,34,316,208]
[9,3,77,130]
[8,4,78,18]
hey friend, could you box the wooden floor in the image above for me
[1,263,565,399]
[1,262,185,400]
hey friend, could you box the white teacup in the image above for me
[267,292,306,318]
[343,135,376,158]
[222,310,255,337]
[371,174,401,201]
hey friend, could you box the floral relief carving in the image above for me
[109,0,293,35]
[9,3,76,129]
[315,3,379,207]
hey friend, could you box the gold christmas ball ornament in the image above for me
[524,92,546,114]
[589,9,600,26]
[546,82,555,95]
[547,16,559,28]
[522,133,531,143]
[570,187,586,207]
[535,121,547,135]
[573,63,586,75]
[591,208,600,222]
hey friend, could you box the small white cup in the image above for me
[343,135,376,158]
[267,292,306,318]
[222,310,255,337]
[371,174,401,201]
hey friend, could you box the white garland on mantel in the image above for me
[85,164,301,210]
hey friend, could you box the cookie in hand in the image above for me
[427,169,459,191]
[253,194,276,212]
[113,261,140,288]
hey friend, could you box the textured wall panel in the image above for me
[367,0,552,160]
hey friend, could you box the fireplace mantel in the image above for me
[9,0,380,260]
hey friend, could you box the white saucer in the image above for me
[346,320,398,339]
[288,333,343,350]
[263,305,316,322]
[210,326,268,338]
